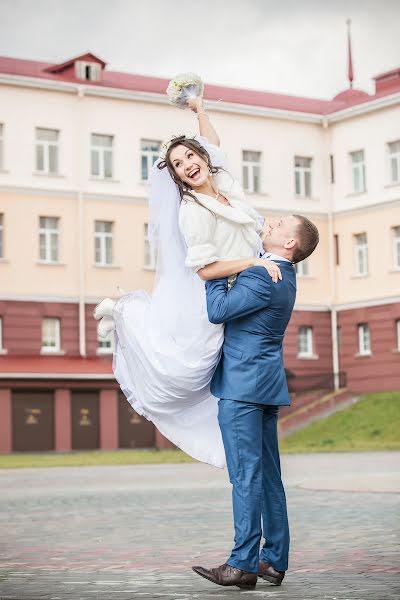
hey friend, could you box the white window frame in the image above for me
[75,61,101,81]
[0,123,4,170]
[295,258,310,277]
[0,213,3,259]
[388,141,400,185]
[35,128,59,175]
[294,156,312,197]
[41,318,61,354]
[298,326,314,358]
[94,221,113,266]
[91,134,113,179]
[141,139,161,181]
[97,327,115,355]
[354,233,368,276]
[392,226,400,270]
[39,216,59,264]
[350,150,366,193]
[242,150,261,193]
[144,223,157,270]
[358,323,371,356]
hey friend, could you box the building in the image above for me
[0,47,399,453]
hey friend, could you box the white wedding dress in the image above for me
[112,139,263,468]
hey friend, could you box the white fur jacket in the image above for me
[179,147,263,272]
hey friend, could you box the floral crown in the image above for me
[159,134,194,160]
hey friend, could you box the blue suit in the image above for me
[205,263,296,574]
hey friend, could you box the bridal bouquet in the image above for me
[166,73,204,109]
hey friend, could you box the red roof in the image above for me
[0,54,399,116]
[0,355,113,377]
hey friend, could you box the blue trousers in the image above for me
[218,399,290,573]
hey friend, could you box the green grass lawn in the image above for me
[280,390,400,453]
[0,391,398,469]
[0,448,195,469]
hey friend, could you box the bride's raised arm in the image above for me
[187,96,220,147]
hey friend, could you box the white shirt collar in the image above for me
[261,251,291,263]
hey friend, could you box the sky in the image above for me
[0,0,399,100]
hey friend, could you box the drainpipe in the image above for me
[323,116,340,391]
[77,86,86,357]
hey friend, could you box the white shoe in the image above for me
[93,298,116,320]
[97,315,116,339]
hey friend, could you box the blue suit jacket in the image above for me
[205,263,296,406]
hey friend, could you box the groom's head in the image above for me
[261,214,319,264]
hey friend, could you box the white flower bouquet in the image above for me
[166,73,204,109]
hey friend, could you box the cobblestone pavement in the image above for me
[0,452,399,600]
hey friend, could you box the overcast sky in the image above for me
[0,0,399,99]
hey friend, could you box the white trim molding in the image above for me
[335,295,400,311]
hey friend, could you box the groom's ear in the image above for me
[284,238,297,250]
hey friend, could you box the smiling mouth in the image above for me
[187,168,201,180]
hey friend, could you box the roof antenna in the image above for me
[346,18,354,89]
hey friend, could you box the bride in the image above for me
[94,95,281,468]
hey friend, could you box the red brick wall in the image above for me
[338,303,400,393]
[85,303,100,356]
[0,301,80,355]
[284,309,333,375]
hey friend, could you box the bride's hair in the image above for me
[158,135,222,202]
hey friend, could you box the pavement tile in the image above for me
[0,452,399,599]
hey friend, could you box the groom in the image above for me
[192,214,319,590]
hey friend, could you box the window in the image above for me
[358,323,371,356]
[97,327,115,354]
[0,214,3,258]
[294,156,312,197]
[350,150,366,193]
[144,223,157,270]
[388,141,400,184]
[392,226,400,269]
[397,320,400,352]
[141,139,161,181]
[354,233,368,276]
[334,234,339,266]
[295,258,310,277]
[41,318,61,353]
[75,61,101,82]
[0,124,3,170]
[91,134,113,179]
[35,128,59,174]
[242,151,261,193]
[39,216,59,263]
[298,326,314,357]
[94,221,113,266]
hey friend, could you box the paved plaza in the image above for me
[0,452,399,600]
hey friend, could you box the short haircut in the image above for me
[292,215,319,263]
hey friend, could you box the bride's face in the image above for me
[169,144,209,188]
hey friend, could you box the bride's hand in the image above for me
[252,258,282,283]
[187,96,204,113]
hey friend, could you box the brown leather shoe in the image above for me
[258,560,285,585]
[192,562,257,589]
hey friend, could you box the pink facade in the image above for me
[1,52,399,453]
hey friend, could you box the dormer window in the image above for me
[75,61,101,82]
